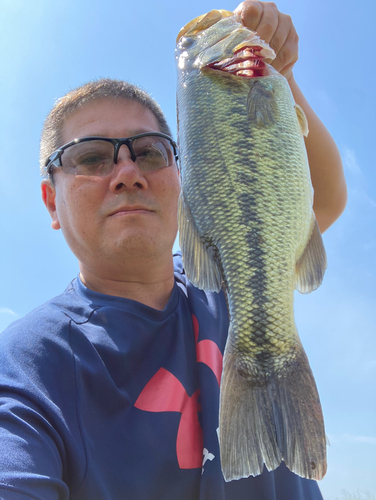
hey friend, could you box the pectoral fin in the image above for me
[247,81,277,126]
[295,104,309,137]
[295,217,327,293]
[178,191,222,292]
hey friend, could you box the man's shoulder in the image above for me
[0,278,93,349]
[0,280,87,422]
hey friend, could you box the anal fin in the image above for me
[295,216,327,294]
[178,191,222,292]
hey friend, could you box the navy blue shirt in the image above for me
[0,254,323,499]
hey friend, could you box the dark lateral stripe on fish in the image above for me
[235,170,257,186]
[232,114,276,373]
[235,203,275,373]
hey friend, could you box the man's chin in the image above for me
[107,233,174,261]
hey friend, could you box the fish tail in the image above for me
[219,332,327,481]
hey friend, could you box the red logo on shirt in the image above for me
[134,314,223,469]
[192,314,222,385]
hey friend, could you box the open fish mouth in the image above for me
[176,10,276,77]
[206,45,271,78]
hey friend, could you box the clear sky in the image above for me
[0,0,375,498]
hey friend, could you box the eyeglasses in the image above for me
[44,132,179,176]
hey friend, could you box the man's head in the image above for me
[41,79,180,283]
[40,78,173,179]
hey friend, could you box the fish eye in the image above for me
[180,36,195,48]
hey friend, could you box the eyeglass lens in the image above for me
[61,136,175,176]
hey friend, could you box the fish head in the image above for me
[176,10,277,79]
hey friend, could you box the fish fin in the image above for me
[178,192,222,292]
[295,104,309,137]
[219,337,327,481]
[295,217,327,294]
[267,346,327,480]
[247,81,277,126]
[219,345,282,480]
[180,10,223,39]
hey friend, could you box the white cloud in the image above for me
[343,146,362,177]
[328,433,376,445]
[362,193,376,208]
[349,188,376,210]
[0,307,16,316]
[341,146,376,208]
[337,489,376,500]
[315,88,337,115]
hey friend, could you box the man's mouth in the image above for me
[109,206,154,217]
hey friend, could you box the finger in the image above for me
[268,12,291,58]
[234,1,263,32]
[233,1,299,77]
[251,2,279,44]
[271,26,299,75]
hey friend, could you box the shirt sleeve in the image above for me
[0,395,69,500]
[0,312,82,500]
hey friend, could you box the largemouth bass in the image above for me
[176,10,327,482]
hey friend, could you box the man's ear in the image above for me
[41,179,61,230]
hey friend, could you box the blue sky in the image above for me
[0,0,375,498]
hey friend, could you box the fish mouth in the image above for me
[176,10,276,78]
[206,45,271,78]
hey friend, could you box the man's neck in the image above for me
[79,256,176,311]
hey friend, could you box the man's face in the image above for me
[42,98,180,278]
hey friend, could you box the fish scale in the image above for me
[182,75,304,370]
[177,11,327,481]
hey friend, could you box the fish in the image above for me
[175,10,328,482]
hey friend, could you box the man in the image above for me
[0,2,346,499]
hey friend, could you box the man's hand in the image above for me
[234,1,347,232]
[234,1,299,80]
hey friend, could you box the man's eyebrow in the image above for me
[130,128,160,135]
[85,129,160,138]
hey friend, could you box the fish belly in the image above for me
[177,69,327,481]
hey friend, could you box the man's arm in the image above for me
[0,313,83,500]
[234,0,347,233]
[288,76,347,233]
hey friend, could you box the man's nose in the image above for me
[109,145,148,192]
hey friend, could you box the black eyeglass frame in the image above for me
[44,132,179,175]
